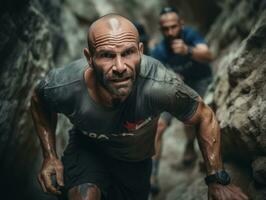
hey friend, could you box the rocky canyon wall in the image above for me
[206,0,266,199]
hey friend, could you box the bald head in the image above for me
[87,14,140,54]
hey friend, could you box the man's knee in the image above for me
[68,183,101,200]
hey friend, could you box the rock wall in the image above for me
[0,0,94,199]
[206,0,266,199]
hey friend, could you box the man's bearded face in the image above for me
[91,41,142,103]
[160,12,182,42]
[92,54,141,99]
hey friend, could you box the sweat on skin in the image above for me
[84,15,143,106]
[30,14,248,200]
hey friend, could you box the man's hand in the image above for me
[170,39,189,55]
[208,183,249,200]
[38,156,64,195]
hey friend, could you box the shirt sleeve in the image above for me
[164,78,200,122]
[35,78,47,104]
[34,74,59,113]
[185,28,206,47]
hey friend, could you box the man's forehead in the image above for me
[160,12,179,24]
[95,41,138,52]
[90,17,138,44]
[89,18,139,48]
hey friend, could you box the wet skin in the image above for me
[30,14,248,200]
[84,15,143,107]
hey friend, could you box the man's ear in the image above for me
[139,42,144,54]
[83,48,92,65]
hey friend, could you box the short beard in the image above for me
[92,61,141,100]
[165,31,182,43]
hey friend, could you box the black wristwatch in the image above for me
[204,170,231,186]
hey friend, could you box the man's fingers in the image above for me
[172,39,183,43]
[171,43,183,48]
[171,39,183,44]
[239,191,249,200]
[228,185,249,200]
[55,166,64,187]
[38,174,47,193]
[170,40,187,55]
[233,192,249,200]
[42,172,60,194]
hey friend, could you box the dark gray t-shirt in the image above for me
[36,55,199,161]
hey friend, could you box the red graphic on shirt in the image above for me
[123,120,144,131]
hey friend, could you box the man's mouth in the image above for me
[110,77,131,84]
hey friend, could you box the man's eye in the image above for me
[122,49,134,57]
[99,52,114,58]
[171,25,178,29]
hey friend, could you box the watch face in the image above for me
[218,171,231,185]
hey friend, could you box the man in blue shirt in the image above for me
[150,6,213,194]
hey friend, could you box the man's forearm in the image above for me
[30,92,58,159]
[196,106,223,175]
[189,45,213,63]
[35,124,58,159]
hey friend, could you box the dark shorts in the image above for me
[160,77,212,124]
[61,133,152,200]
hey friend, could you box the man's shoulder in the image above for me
[138,55,188,109]
[43,58,88,89]
[182,26,205,45]
[139,55,177,83]
[182,26,199,35]
[35,58,88,113]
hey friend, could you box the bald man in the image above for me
[31,14,248,200]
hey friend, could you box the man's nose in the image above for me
[167,28,174,37]
[113,55,126,73]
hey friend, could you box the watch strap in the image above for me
[205,170,231,186]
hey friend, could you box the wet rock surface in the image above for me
[205,0,266,199]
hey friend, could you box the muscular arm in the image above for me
[184,98,222,175]
[185,99,248,200]
[30,90,58,159]
[30,90,63,194]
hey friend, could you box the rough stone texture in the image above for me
[206,0,266,199]
[0,1,58,199]
[0,0,92,199]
